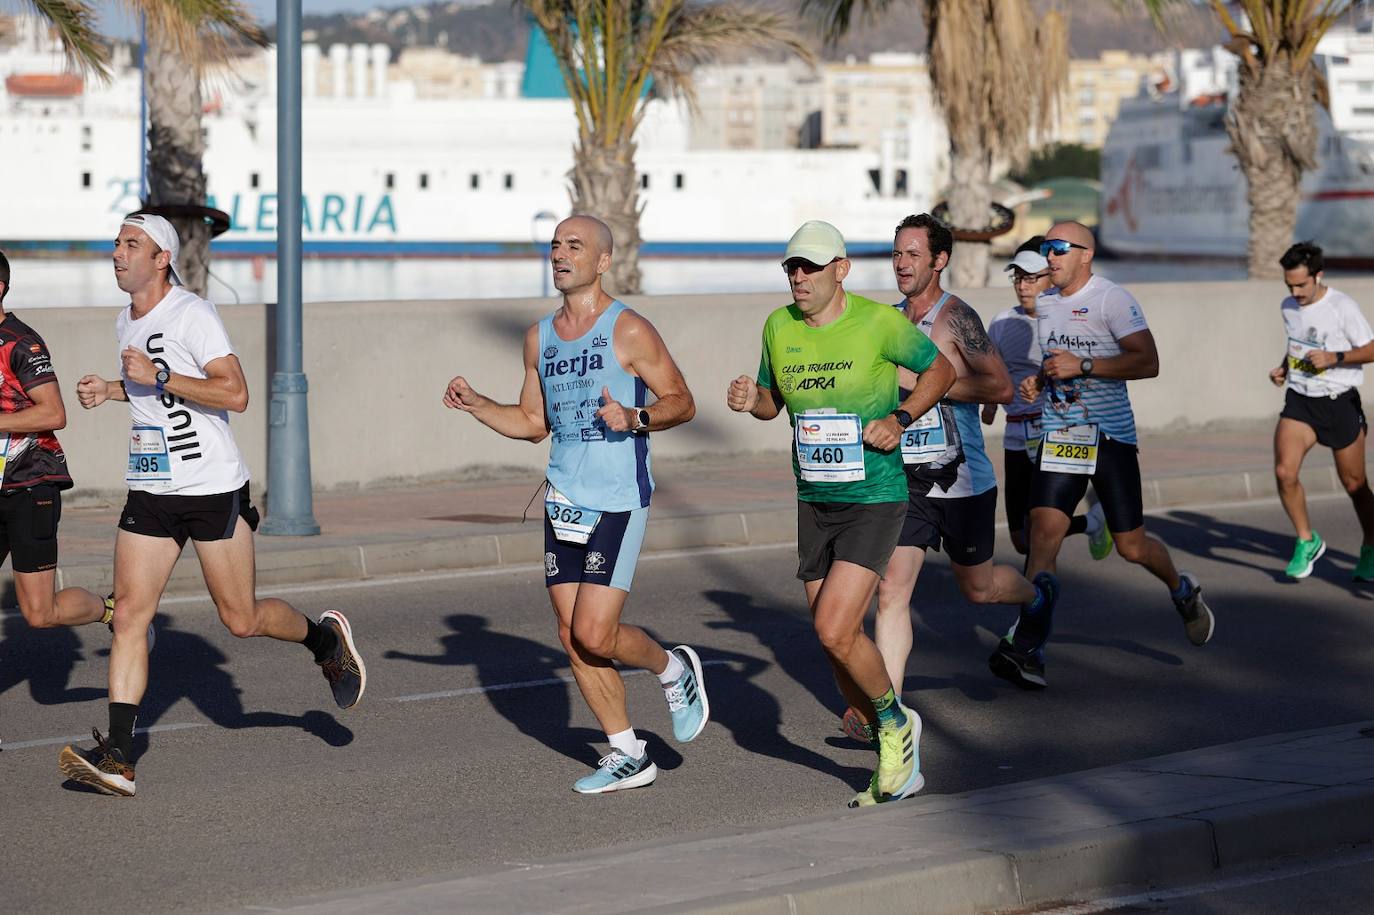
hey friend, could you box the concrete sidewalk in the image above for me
[233,721,1374,914]
[44,426,1367,596]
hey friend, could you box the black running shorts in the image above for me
[1002,448,1034,534]
[0,484,60,573]
[1031,435,1143,534]
[1281,388,1367,451]
[898,487,998,566]
[119,482,260,547]
[795,500,905,581]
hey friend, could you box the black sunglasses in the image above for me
[783,258,838,275]
[1040,239,1089,257]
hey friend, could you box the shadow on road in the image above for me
[0,603,106,706]
[1149,509,1361,584]
[384,613,682,770]
[129,612,353,758]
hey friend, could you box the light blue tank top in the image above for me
[539,300,652,512]
[895,293,998,499]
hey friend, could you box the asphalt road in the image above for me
[2,494,1371,913]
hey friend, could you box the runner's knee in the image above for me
[570,618,616,660]
[216,601,262,639]
[813,615,859,656]
[18,597,59,628]
[1114,535,1150,564]
[1274,464,1302,488]
[1339,470,1369,495]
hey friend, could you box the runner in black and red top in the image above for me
[0,249,112,633]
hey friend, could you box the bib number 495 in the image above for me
[131,455,163,474]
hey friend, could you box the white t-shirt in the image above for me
[1035,275,1150,444]
[1281,287,1372,398]
[988,304,1043,451]
[116,287,249,495]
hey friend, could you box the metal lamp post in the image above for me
[260,0,319,536]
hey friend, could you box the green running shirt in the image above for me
[757,292,940,503]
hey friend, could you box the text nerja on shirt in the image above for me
[757,292,940,504]
[539,300,652,513]
[116,287,249,496]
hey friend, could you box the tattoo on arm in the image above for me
[949,302,994,355]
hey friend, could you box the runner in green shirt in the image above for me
[727,220,954,807]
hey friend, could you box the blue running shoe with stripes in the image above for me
[573,749,658,794]
[663,644,709,742]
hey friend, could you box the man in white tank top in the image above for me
[444,215,707,795]
[1269,241,1374,581]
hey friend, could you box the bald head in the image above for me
[1047,221,1094,251]
[557,215,614,258]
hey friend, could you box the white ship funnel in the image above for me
[350,44,368,99]
[329,43,348,98]
[370,44,389,99]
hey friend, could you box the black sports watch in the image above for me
[633,408,650,433]
[1079,357,1094,378]
[891,408,914,428]
[155,368,171,393]
[1336,351,1347,365]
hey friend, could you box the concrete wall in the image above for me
[34,276,1374,498]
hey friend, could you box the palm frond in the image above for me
[799,0,893,45]
[652,4,813,109]
[124,0,268,71]
[25,0,111,78]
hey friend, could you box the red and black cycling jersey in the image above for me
[0,312,73,491]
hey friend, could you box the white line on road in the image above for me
[2,721,206,751]
[390,658,734,702]
[1025,844,1374,914]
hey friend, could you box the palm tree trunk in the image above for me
[569,138,643,297]
[945,141,993,289]
[144,30,210,296]
[1226,60,1318,281]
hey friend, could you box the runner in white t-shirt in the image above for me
[57,214,365,797]
[992,221,1215,690]
[1268,242,1374,581]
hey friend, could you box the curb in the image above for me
[228,722,1374,915]
[45,463,1348,596]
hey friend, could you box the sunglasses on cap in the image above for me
[1039,239,1089,257]
[782,258,838,275]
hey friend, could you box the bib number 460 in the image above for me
[809,447,847,464]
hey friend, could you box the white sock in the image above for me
[607,728,643,759]
[657,650,685,685]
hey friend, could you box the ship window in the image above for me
[640,174,650,189]
[1355,106,1374,117]
[81,124,92,152]
[81,171,91,188]
[504,173,514,190]
[674,172,684,190]
[385,172,395,189]
[250,172,260,189]
[419,172,429,189]
[470,173,480,189]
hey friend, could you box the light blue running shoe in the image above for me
[663,645,710,742]
[572,749,657,794]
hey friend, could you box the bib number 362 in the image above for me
[545,485,603,544]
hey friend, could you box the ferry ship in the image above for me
[0,16,945,257]
[1099,25,1374,264]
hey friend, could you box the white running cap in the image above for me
[121,213,183,286]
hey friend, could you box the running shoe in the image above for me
[1007,571,1059,655]
[317,609,366,709]
[988,640,1048,690]
[847,773,880,809]
[573,749,658,794]
[103,595,157,652]
[58,729,136,796]
[1085,501,1113,561]
[663,645,709,742]
[840,706,875,746]
[1353,545,1374,582]
[872,704,924,801]
[1285,533,1326,579]
[1172,572,1215,646]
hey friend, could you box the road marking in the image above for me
[1026,844,1374,914]
[3,721,206,751]
[390,658,734,703]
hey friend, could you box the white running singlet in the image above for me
[1281,287,1372,398]
[116,287,250,495]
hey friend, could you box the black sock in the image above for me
[300,617,338,663]
[1068,515,1089,537]
[108,702,138,761]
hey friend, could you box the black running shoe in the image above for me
[988,639,1048,690]
[58,729,136,796]
[1008,571,1059,654]
[1172,572,1215,646]
[317,609,366,709]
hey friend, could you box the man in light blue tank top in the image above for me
[870,214,1056,703]
[443,215,707,795]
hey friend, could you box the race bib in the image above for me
[545,484,602,544]
[795,411,865,483]
[127,425,172,483]
[1039,423,1099,475]
[1021,416,1044,461]
[1287,337,1322,378]
[0,434,9,483]
[900,406,947,464]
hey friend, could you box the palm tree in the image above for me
[523,0,811,294]
[1139,1,1356,279]
[20,0,109,75]
[807,0,1067,288]
[140,1,267,294]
